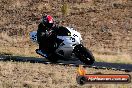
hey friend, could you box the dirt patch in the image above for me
[0,61,131,88]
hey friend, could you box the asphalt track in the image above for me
[0,55,132,72]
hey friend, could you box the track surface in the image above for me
[0,55,132,72]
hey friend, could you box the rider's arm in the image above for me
[37,23,47,43]
[51,26,59,35]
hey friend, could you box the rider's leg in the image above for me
[37,42,49,57]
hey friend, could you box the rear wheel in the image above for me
[73,44,95,65]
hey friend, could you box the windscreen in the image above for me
[57,26,71,36]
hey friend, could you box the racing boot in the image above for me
[36,49,48,58]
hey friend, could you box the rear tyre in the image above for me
[73,44,95,65]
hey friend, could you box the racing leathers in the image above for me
[37,23,58,56]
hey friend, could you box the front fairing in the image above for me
[56,27,82,58]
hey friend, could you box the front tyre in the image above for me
[73,44,95,65]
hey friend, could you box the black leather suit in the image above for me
[37,23,58,54]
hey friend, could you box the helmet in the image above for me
[41,15,54,28]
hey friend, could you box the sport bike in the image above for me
[30,26,95,65]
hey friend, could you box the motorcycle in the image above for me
[30,26,95,65]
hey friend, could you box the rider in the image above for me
[37,15,58,57]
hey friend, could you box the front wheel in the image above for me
[73,44,95,65]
